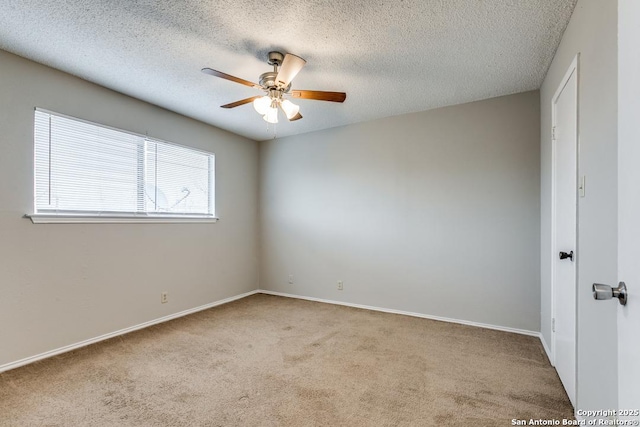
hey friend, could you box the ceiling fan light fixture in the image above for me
[280,99,300,120]
[253,96,271,115]
[263,106,279,124]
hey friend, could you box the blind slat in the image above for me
[34,110,215,216]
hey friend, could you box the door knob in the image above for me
[559,250,574,261]
[592,282,628,306]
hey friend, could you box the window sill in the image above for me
[25,214,219,224]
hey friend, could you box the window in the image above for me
[30,109,216,223]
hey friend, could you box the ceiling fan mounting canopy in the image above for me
[267,51,284,67]
[201,50,347,124]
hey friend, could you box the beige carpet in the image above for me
[0,294,573,426]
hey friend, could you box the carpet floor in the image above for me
[0,294,573,426]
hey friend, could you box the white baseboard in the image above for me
[0,290,260,374]
[2,289,547,374]
[258,290,540,337]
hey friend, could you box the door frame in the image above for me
[550,54,580,399]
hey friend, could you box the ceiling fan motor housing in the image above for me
[259,71,291,92]
[259,71,278,88]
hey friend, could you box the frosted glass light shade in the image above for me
[275,54,307,87]
[263,106,279,124]
[253,96,271,115]
[280,100,300,120]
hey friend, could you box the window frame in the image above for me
[26,108,218,224]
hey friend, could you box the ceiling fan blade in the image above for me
[275,54,306,87]
[220,96,262,109]
[289,112,303,121]
[291,90,346,103]
[201,68,261,89]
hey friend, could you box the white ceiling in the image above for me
[0,0,576,141]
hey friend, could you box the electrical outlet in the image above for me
[337,281,344,290]
[288,274,294,285]
[161,291,169,304]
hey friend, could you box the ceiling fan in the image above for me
[202,51,346,124]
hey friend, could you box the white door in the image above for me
[618,0,640,417]
[552,59,578,407]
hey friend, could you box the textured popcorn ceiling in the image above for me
[0,0,576,141]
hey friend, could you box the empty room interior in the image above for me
[1,0,639,425]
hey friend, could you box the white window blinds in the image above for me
[34,109,215,217]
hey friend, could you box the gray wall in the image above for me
[260,91,541,332]
[0,50,259,367]
[540,0,618,412]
